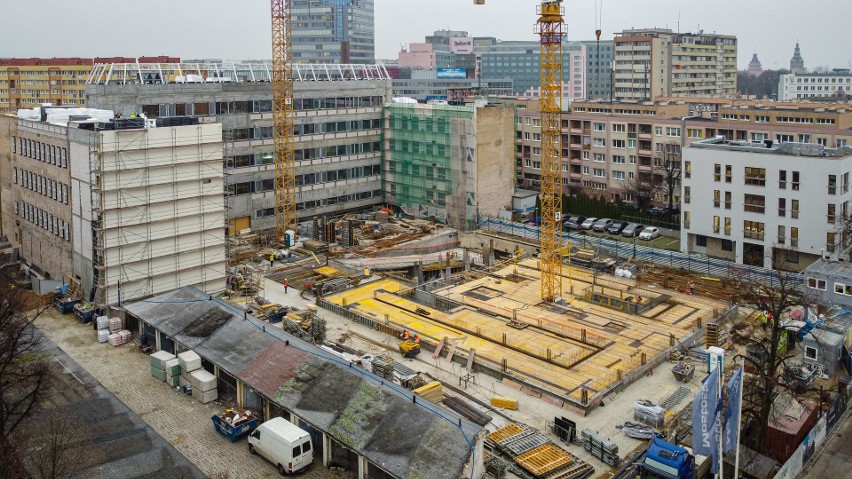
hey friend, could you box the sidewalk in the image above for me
[35,309,343,479]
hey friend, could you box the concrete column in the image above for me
[236,380,244,408]
[358,456,368,479]
[322,433,332,467]
[263,398,270,421]
[155,330,162,350]
[463,249,470,271]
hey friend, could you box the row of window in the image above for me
[228,165,380,196]
[807,277,852,297]
[13,168,70,204]
[223,118,381,142]
[141,96,385,118]
[15,201,70,241]
[12,136,69,168]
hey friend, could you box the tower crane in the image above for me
[271,0,564,298]
[271,0,297,242]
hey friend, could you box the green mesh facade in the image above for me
[384,103,475,225]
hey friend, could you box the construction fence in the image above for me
[478,217,804,290]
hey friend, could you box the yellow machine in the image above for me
[399,339,422,358]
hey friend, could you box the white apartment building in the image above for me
[778,70,852,101]
[682,138,852,272]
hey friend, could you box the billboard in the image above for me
[437,68,467,79]
[450,36,474,54]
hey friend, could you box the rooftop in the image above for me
[124,286,480,479]
[691,136,852,157]
[86,62,391,85]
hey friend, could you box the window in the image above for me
[593,168,606,178]
[612,170,625,180]
[612,139,625,148]
[724,217,731,235]
[684,186,690,204]
[684,161,691,178]
[827,232,837,252]
[627,139,637,148]
[714,190,721,208]
[714,164,721,182]
[593,153,605,162]
[805,346,817,360]
[725,165,732,183]
[744,167,766,186]
[593,138,605,147]
[722,239,733,251]
[724,191,731,210]
[779,170,787,189]
[791,226,799,247]
[744,194,765,213]
[713,216,720,233]
[655,126,663,136]
[303,441,311,452]
[684,211,691,229]
[778,225,786,244]
[744,220,765,240]
[666,127,681,137]
[594,122,605,131]
[792,171,800,190]
[807,277,827,291]
[292,445,301,457]
[696,235,707,246]
[791,199,799,219]
[828,204,836,224]
[612,155,625,164]
[612,123,626,132]
[687,128,702,139]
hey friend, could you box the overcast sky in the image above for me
[1,0,849,70]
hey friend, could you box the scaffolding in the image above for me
[385,103,476,229]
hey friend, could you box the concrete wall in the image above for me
[476,106,515,220]
[0,116,16,240]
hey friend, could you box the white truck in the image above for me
[248,417,314,475]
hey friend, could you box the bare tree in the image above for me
[727,259,820,451]
[619,173,657,210]
[20,407,93,479]
[0,276,51,441]
[653,143,681,213]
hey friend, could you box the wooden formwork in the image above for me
[487,423,526,444]
[514,443,573,477]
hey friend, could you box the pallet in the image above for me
[501,432,550,458]
[487,423,526,445]
[514,443,573,477]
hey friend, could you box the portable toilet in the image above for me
[284,229,296,247]
[707,346,725,373]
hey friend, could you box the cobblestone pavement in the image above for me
[35,310,348,479]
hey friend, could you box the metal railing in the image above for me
[478,217,803,290]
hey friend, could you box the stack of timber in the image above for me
[580,428,620,467]
[443,396,492,426]
[491,396,519,410]
[412,381,443,402]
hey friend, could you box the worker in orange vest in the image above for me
[413,334,420,344]
[401,330,410,340]
[283,278,289,293]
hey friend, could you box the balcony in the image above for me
[743,231,765,240]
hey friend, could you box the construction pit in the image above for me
[320,257,731,414]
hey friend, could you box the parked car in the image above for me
[579,217,598,230]
[607,221,628,234]
[622,223,646,238]
[562,215,586,231]
[248,417,314,475]
[592,218,614,232]
[639,226,660,240]
[647,207,669,216]
[621,203,640,212]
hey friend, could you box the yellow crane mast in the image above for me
[271,0,297,241]
[536,1,565,301]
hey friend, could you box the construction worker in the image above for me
[413,334,420,344]
[283,278,289,294]
[269,253,275,267]
[401,330,410,340]
[688,281,695,295]
[635,295,643,304]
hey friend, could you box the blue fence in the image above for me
[479,218,803,290]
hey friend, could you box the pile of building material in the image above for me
[190,369,218,404]
[164,358,181,387]
[633,400,666,428]
[108,317,123,333]
[580,428,620,466]
[108,330,132,346]
[177,350,202,391]
[491,395,519,410]
[443,396,492,426]
[486,424,594,479]
[371,356,395,381]
[96,316,110,343]
[412,381,443,402]
[150,351,176,382]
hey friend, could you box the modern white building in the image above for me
[682,138,852,271]
[777,70,852,101]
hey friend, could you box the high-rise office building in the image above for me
[291,0,375,64]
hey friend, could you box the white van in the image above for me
[248,417,314,475]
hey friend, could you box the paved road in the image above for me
[802,410,852,479]
[35,310,350,479]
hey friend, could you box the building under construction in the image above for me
[320,255,730,414]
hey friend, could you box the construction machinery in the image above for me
[398,339,421,358]
[271,0,297,241]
